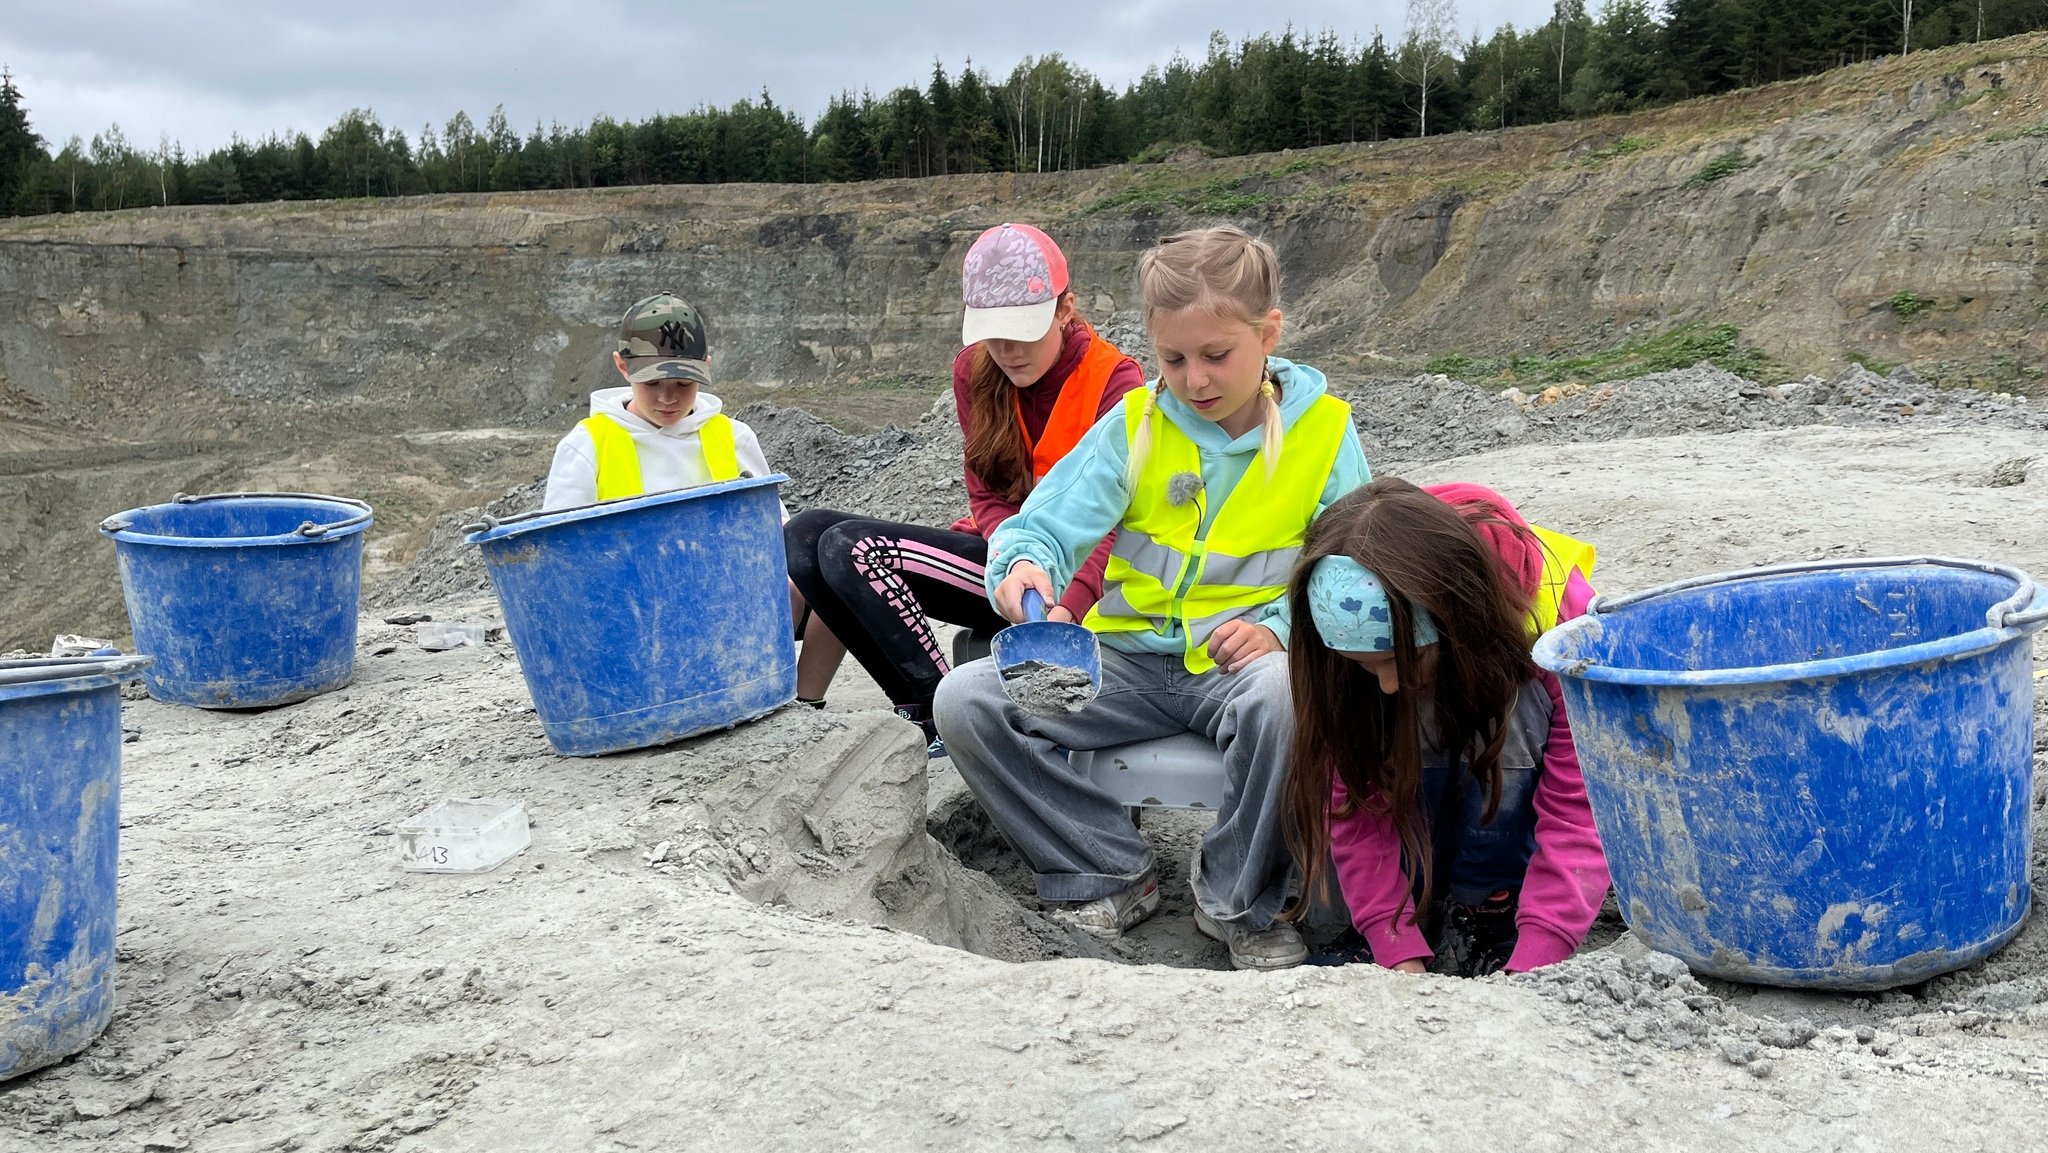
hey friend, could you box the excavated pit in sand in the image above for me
[366,361,2048,984]
[10,369,2048,1149]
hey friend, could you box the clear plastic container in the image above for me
[416,621,488,651]
[395,798,530,873]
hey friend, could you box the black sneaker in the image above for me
[892,704,946,761]
[1431,890,1520,978]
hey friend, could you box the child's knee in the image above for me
[783,512,832,580]
[933,658,1003,735]
[1234,651,1291,702]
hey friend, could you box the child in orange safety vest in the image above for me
[783,223,1144,757]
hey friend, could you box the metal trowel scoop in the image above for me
[992,589,1101,716]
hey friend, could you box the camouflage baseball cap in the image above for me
[616,293,712,385]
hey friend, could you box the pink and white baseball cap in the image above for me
[960,222,1070,345]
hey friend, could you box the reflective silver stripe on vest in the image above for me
[1095,588,1257,645]
[1110,533,1190,583]
[1200,545,1303,590]
[1186,603,1261,645]
[1093,583,1140,621]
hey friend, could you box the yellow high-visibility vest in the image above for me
[1528,523,1596,637]
[580,413,740,502]
[1083,393,1352,674]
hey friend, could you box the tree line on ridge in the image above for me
[0,0,2041,216]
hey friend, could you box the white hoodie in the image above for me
[542,386,781,514]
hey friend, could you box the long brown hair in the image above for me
[1281,478,1541,924]
[961,294,1080,505]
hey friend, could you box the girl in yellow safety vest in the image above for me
[933,226,1371,971]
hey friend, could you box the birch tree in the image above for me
[154,133,172,205]
[1554,0,1586,103]
[1400,0,1459,137]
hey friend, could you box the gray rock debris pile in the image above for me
[1344,361,2048,469]
[1517,949,1727,1052]
[1515,940,2047,1084]
[630,705,1088,963]
[370,480,543,609]
[375,361,2047,609]
[737,402,924,517]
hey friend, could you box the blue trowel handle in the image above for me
[1021,588,1048,623]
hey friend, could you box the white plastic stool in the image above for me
[1071,732,1230,811]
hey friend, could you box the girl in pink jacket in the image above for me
[1280,478,1609,976]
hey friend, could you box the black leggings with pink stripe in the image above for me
[784,508,1009,711]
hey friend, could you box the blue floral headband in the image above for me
[1306,555,1440,653]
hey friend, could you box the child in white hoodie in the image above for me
[542,293,778,511]
[543,294,841,685]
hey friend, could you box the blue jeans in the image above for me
[933,646,1297,929]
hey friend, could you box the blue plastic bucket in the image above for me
[0,655,151,1080]
[99,492,372,709]
[464,477,796,757]
[1535,557,2047,989]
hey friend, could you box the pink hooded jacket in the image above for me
[1326,482,1609,972]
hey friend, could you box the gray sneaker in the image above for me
[1194,904,1309,970]
[1048,872,1161,939]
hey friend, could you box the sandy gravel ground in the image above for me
[5,414,2048,1151]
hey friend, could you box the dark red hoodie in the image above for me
[950,322,1144,619]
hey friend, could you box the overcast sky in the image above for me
[3,1,1561,154]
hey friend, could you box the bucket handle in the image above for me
[110,491,375,538]
[2003,601,2048,628]
[1589,555,2042,630]
[0,655,153,688]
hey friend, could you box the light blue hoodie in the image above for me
[986,356,1372,656]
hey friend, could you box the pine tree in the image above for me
[0,68,50,215]
[1663,0,1743,97]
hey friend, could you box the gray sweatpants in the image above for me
[933,646,1297,930]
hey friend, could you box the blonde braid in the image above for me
[1258,370,1284,480]
[1126,383,1163,487]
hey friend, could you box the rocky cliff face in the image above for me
[3,36,2045,445]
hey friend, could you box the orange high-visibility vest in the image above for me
[1014,323,1132,481]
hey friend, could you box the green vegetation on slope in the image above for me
[1426,323,1774,386]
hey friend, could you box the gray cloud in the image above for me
[3,1,1556,152]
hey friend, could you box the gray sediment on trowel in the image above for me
[1000,659,1095,714]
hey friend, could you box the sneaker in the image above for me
[1194,904,1309,971]
[1047,872,1161,939]
[892,704,946,761]
[1431,890,1520,978]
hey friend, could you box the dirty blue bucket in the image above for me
[464,477,796,757]
[0,655,151,1080]
[100,492,372,709]
[1535,557,2047,990]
